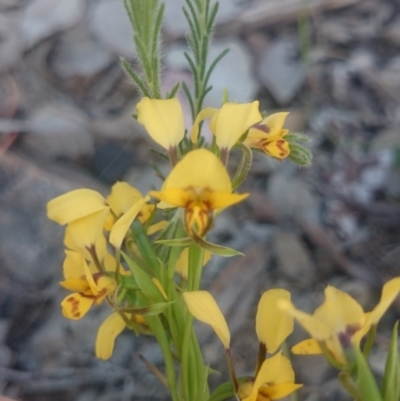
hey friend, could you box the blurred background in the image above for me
[1,0,400,400]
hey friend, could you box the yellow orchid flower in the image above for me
[280,277,400,366]
[136,97,185,151]
[238,352,302,401]
[191,102,262,151]
[47,188,108,225]
[149,149,248,236]
[60,250,117,320]
[185,290,301,400]
[244,112,290,160]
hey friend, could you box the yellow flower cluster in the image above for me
[184,290,302,401]
[138,97,291,161]
[47,182,152,359]
[136,97,292,237]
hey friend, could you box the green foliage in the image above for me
[382,321,400,401]
[183,0,229,119]
[122,0,164,98]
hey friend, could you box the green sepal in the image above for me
[231,142,253,190]
[192,231,243,257]
[285,133,310,143]
[208,381,235,401]
[354,346,383,401]
[156,237,193,246]
[288,142,313,166]
[118,301,175,317]
[121,251,164,303]
[382,321,400,401]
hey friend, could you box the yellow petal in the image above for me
[368,277,400,325]
[259,112,289,138]
[163,149,232,192]
[96,275,117,294]
[83,260,99,295]
[207,191,249,209]
[260,383,303,400]
[106,182,143,216]
[152,278,167,300]
[94,235,116,272]
[212,102,262,150]
[256,289,294,354]
[109,199,146,249]
[190,107,218,143]
[137,97,185,150]
[147,220,168,236]
[63,250,86,279]
[61,292,95,320]
[291,338,322,355]
[66,208,110,249]
[138,203,155,223]
[47,188,106,225]
[263,138,290,160]
[183,291,230,349]
[149,188,190,208]
[59,278,89,292]
[95,312,126,360]
[243,353,297,401]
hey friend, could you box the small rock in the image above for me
[258,39,306,105]
[89,0,136,59]
[383,17,400,46]
[272,231,314,287]
[123,164,168,195]
[21,103,94,160]
[51,25,114,79]
[21,0,84,49]
[267,172,320,223]
[0,13,23,72]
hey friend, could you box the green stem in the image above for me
[146,315,179,401]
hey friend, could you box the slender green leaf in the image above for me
[182,81,195,119]
[382,321,400,401]
[204,48,229,88]
[183,7,200,42]
[167,82,181,99]
[354,347,383,401]
[206,2,219,33]
[192,232,243,257]
[156,237,193,247]
[121,58,150,97]
[184,0,201,39]
[122,251,164,303]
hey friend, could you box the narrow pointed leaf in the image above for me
[192,232,243,257]
[355,347,383,401]
[382,321,400,401]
